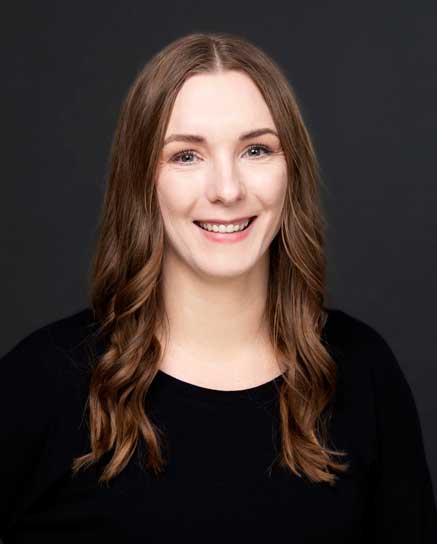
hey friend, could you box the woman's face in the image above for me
[155,70,288,279]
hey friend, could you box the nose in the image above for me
[207,157,245,205]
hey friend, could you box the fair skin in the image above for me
[155,70,288,390]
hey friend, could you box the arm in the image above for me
[365,330,437,542]
[0,326,58,537]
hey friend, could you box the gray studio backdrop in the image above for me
[2,1,436,535]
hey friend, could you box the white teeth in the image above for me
[198,219,250,232]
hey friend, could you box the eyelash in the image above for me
[170,143,273,165]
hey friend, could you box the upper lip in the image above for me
[194,216,255,225]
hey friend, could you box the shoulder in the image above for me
[323,306,392,353]
[0,307,99,397]
[0,309,101,526]
[322,306,413,404]
[323,306,400,368]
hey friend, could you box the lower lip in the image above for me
[193,217,257,243]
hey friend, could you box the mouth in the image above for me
[193,216,257,233]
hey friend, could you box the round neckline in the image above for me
[154,368,285,404]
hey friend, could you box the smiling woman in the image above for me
[1,32,436,543]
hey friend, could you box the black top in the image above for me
[0,307,436,543]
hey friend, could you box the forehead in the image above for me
[165,70,276,136]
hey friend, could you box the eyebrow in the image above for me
[163,128,279,147]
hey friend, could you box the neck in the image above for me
[156,249,281,380]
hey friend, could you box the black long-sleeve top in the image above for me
[0,307,436,543]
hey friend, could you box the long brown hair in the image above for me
[72,32,350,485]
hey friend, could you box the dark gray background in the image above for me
[2,0,436,514]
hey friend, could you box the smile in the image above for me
[194,217,255,233]
[193,216,257,244]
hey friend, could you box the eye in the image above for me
[243,144,273,159]
[170,149,199,165]
[169,143,274,165]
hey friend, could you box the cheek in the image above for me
[249,162,288,208]
[156,170,198,218]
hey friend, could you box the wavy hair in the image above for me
[72,32,350,485]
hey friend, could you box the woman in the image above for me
[1,32,435,543]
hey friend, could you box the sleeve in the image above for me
[0,326,59,537]
[365,329,437,542]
